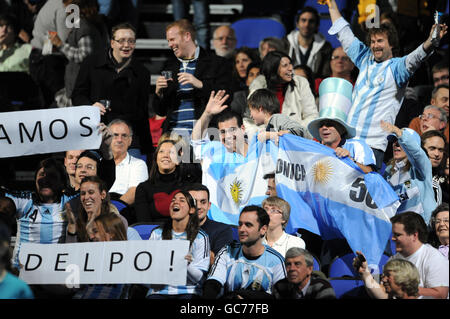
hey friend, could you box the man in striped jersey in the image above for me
[307,95,376,174]
[326,0,448,170]
[153,19,232,137]
[203,205,286,299]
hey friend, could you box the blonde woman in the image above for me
[262,196,305,257]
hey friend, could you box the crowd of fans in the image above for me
[0,0,449,301]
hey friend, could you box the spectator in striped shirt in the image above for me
[326,0,448,170]
[153,19,232,136]
[203,205,286,299]
[307,93,376,174]
[146,190,210,299]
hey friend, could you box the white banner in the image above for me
[0,106,101,158]
[18,240,189,285]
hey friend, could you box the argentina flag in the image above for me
[197,135,271,226]
[274,134,400,265]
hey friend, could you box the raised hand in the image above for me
[204,90,230,116]
[380,120,402,137]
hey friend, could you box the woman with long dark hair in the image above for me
[428,203,449,259]
[65,175,140,242]
[230,46,260,93]
[249,50,318,139]
[135,139,194,223]
[146,190,210,299]
[73,213,129,299]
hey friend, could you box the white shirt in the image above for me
[263,231,306,258]
[109,152,148,195]
[391,244,449,288]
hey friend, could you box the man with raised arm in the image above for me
[324,0,448,170]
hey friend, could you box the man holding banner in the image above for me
[0,106,104,269]
[1,158,77,273]
[270,77,400,266]
[191,90,269,226]
[307,77,376,174]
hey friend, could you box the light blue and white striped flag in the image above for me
[274,134,400,265]
[199,135,272,226]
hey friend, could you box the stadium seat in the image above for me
[111,199,128,212]
[130,223,162,240]
[312,254,321,272]
[329,253,359,278]
[231,17,286,49]
[231,225,239,241]
[328,278,366,299]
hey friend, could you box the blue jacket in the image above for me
[384,129,436,224]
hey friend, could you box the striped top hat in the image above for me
[307,77,355,141]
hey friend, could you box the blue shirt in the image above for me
[383,129,436,223]
[207,242,286,296]
[0,272,34,299]
[5,191,76,268]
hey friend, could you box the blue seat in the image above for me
[231,18,286,49]
[328,278,366,299]
[312,255,321,272]
[130,223,162,240]
[329,253,359,278]
[231,226,239,241]
[111,199,128,212]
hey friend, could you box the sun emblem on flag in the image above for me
[312,159,333,184]
[230,178,244,204]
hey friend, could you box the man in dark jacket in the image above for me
[71,22,152,159]
[273,247,336,299]
[154,19,232,135]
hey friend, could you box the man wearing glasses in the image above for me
[432,61,449,87]
[212,25,236,60]
[72,22,152,162]
[409,84,449,142]
[261,196,305,258]
[108,119,148,206]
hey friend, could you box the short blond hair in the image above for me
[383,259,420,297]
[262,196,290,229]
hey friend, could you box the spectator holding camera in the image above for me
[354,212,449,299]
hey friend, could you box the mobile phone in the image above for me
[353,253,366,270]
